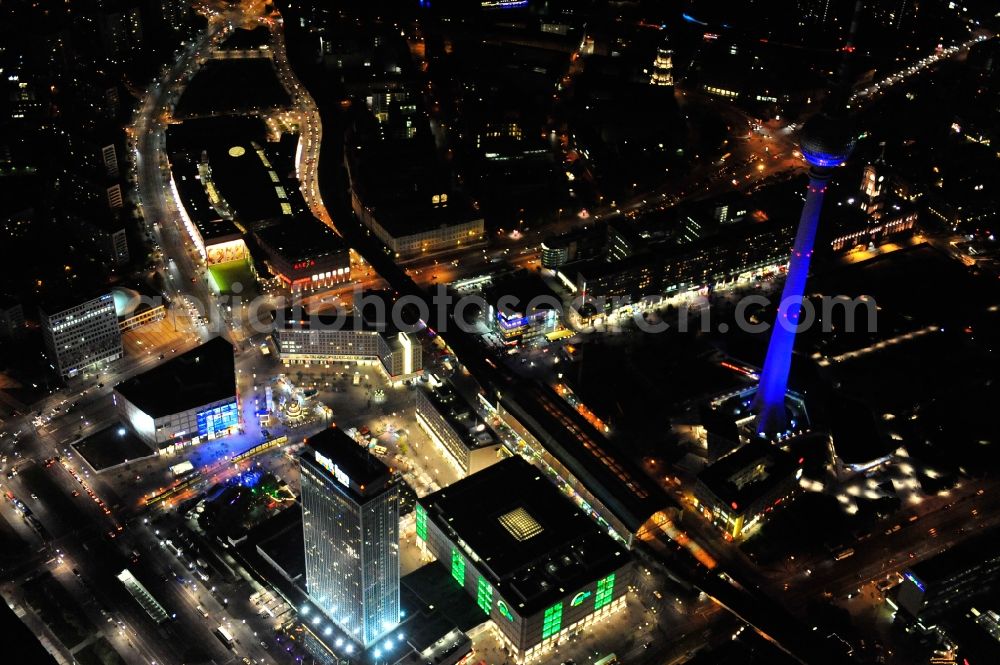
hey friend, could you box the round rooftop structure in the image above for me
[112,287,142,318]
[799,112,855,169]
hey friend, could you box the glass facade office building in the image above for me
[300,428,400,648]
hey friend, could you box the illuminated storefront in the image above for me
[493,307,558,343]
[255,220,352,294]
[272,310,422,381]
[197,401,240,438]
[485,275,562,344]
[692,440,803,540]
[115,392,240,455]
[113,338,240,454]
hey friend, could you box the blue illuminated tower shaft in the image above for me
[754,169,831,436]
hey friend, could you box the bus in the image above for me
[215,626,234,649]
[162,539,183,557]
[834,547,855,561]
[594,655,618,665]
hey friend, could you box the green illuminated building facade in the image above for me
[415,457,632,662]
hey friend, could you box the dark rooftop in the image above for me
[697,441,799,511]
[38,288,115,317]
[419,456,630,616]
[301,427,393,501]
[113,337,236,418]
[255,505,305,582]
[938,595,1000,665]
[571,215,794,283]
[499,380,671,534]
[908,526,1000,587]
[354,289,424,330]
[219,26,270,51]
[349,139,481,238]
[72,424,155,471]
[828,396,894,467]
[168,154,242,241]
[173,58,291,118]
[482,271,560,316]
[202,137,297,226]
[541,225,607,251]
[273,309,401,337]
[418,381,497,451]
[167,117,305,230]
[401,564,486,634]
[255,218,348,263]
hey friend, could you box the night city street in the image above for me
[1,1,999,665]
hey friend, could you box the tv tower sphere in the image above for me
[799,112,856,169]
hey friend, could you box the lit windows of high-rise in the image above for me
[41,292,122,381]
[650,37,674,87]
[300,428,400,648]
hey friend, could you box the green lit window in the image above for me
[451,548,465,585]
[476,576,493,614]
[541,602,563,640]
[595,573,615,610]
[415,504,427,541]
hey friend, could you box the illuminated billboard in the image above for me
[197,401,239,438]
[206,239,249,266]
[315,450,351,487]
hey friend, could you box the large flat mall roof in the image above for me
[420,456,629,616]
[114,337,236,418]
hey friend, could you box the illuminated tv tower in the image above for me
[754,113,855,437]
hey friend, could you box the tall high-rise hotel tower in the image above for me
[300,428,400,648]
